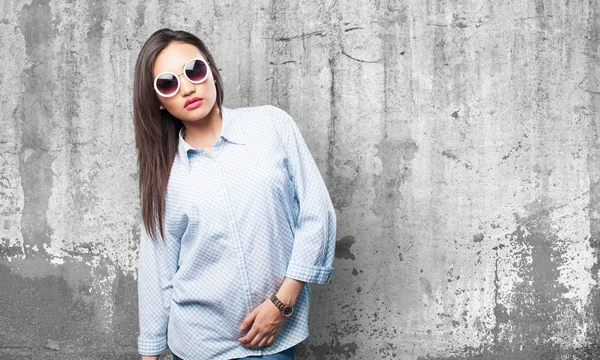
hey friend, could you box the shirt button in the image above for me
[243,285,249,291]
[229,220,235,226]
[237,252,243,258]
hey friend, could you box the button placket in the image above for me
[213,157,254,313]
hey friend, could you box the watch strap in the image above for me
[270,293,285,311]
[270,294,294,317]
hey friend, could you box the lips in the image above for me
[184,97,203,109]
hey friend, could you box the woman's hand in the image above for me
[238,299,287,348]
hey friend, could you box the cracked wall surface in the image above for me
[1,0,599,359]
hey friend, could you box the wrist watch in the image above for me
[270,294,294,317]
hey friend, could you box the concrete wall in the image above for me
[1,0,599,359]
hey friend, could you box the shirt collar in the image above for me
[177,106,246,170]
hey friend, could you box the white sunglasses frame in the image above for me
[153,57,211,98]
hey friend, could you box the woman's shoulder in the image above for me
[225,104,293,132]
[225,104,290,121]
[223,105,297,148]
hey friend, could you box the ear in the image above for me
[159,105,165,110]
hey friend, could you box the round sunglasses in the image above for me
[153,58,211,97]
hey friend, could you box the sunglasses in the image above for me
[153,58,211,97]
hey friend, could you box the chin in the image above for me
[167,100,217,122]
[179,108,212,122]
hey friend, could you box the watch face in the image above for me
[282,306,294,317]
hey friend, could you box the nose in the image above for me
[179,74,195,96]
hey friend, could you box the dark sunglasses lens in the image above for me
[185,59,208,82]
[156,74,178,95]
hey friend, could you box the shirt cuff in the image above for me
[285,262,333,284]
[138,335,168,356]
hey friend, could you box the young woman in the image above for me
[133,28,337,360]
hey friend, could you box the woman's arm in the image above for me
[276,277,306,306]
[238,106,337,348]
[273,105,337,285]
[137,220,181,357]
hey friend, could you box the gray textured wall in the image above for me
[1,0,599,359]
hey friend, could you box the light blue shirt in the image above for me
[137,105,337,359]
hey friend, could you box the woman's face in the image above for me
[152,41,217,122]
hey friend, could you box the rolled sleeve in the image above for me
[271,105,337,284]
[137,219,180,355]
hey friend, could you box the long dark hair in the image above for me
[133,28,224,242]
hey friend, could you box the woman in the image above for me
[133,28,337,360]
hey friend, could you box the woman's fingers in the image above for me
[250,332,265,347]
[244,325,277,347]
[240,307,259,331]
[251,332,267,347]
[258,335,270,348]
[242,329,279,348]
[239,299,286,348]
[239,326,259,345]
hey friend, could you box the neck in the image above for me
[181,104,222,148]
